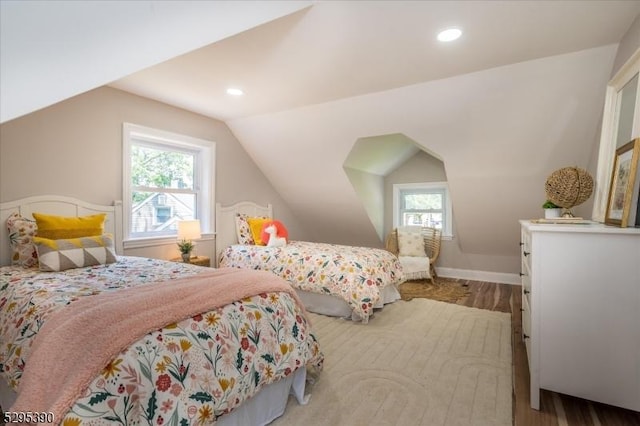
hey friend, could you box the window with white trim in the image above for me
[123,123,215,242]
[393,182,453,238]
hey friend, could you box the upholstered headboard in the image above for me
[0,195,123,267]
[215,201,272,266]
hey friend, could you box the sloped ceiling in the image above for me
[227,45,617,257]
[109,1,640,120]
[343,134,421,176]
[0,1,311,123]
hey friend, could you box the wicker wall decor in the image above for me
[545,166,594,209]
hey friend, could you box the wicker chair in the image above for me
[385,226,442,284]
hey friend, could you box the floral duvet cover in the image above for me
[219,241,405,322]
[0,256,323,425]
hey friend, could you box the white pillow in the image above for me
[397,230,427,257]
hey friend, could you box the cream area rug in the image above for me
[274,299,512,426]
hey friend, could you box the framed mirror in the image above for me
[593,48,640,225]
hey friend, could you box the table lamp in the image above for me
[177,220,201,262]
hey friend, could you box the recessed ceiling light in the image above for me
[437,28,462,42]
[226,88,244,96]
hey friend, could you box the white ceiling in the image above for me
[110,1,640,121]
[0,1,311,123]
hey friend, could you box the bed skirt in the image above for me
[0,368,309,426]
[296,284,401,322]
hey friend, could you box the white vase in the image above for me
[544,208,562,219]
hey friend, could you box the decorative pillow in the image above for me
[33,212,106,240]
[397,229,427,257]
[33,234,116,272]
[6,212,38,268]
[260,220,289,246]
[247,217,271,246]
[235,214,254,245]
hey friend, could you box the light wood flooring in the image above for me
[2,279,638,426]
[450,278,640,426]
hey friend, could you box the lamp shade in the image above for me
[177,220,201,241]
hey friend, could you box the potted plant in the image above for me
[177,239,194,262]
[542,200,562,219]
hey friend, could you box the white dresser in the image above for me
[519,220,640,411]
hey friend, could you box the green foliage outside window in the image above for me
[131,145,194,204]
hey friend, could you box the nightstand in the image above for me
[170,255,211,267]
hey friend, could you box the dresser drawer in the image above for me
[521,272,531,300]
[522,294,531,337]
[520,229,532,270]
[521,294,532,368]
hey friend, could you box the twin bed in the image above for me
[0,197,404,425]
[0,196,322,425]
[215,202,404,323]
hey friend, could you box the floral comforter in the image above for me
[219,241,405,322]
[0,256,323,425]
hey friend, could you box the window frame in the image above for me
[122,123,215,248]
[393,182,453,238]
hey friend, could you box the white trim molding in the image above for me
[392,181,453,238]
[436,267,521,285]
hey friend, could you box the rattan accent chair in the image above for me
[385,226,442,284]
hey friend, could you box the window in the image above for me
[123,123,215,243]
[393,182,452,238]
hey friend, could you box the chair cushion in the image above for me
[397,229,427,257]
[398,255,431,280]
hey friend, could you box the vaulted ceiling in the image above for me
[2,1,639,272]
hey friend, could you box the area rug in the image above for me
[398,278,471,303]
[274,298,512,426]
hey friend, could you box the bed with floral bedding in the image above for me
[1,257,323,425]
[0,196,323,426]
[216,202,405,323]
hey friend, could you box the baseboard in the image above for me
[436,267,521,285]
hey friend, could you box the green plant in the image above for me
[177,239,194,254]
[542,200,560,209]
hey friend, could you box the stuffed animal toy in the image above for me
[261,220,288,247]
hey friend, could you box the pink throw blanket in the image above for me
[11,267,303,425]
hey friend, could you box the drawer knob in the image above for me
[520,308,524,312]
[519,272,526,277]
[524,289,530,295]
[519,242,524,247]
[523,333,530,340]
[523,251,530,257]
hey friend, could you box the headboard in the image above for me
[0,195,123,267]
[215,201,272,266]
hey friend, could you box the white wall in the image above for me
[0,87,309,261]
[229,45,617,274]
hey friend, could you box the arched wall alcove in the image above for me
[343,133,447,241]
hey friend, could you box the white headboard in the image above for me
[215,201,272,266]
[0,195,123,267]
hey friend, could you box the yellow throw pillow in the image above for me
[33,212,106,240]
[247,217,271,245]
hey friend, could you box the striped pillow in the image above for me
[33,234,116,272]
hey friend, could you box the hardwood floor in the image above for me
[451,278,640,426]
[2,279,638,426]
